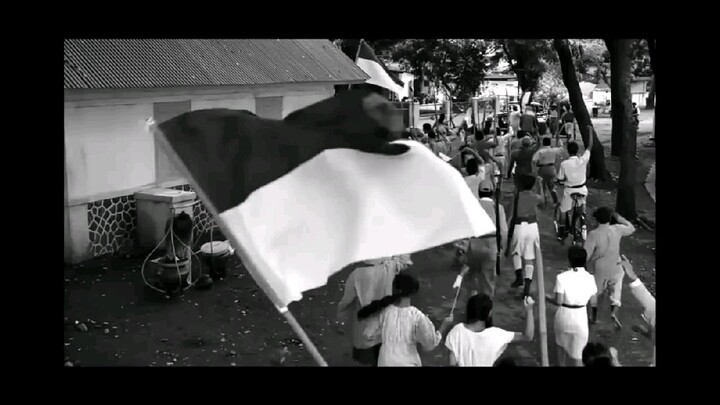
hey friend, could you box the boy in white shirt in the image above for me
[557,126,593,237]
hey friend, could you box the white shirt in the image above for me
[554,267,597,306]
[464,173,485,198]
[558,149,591,188]
[337,262,399,349]
[493,133,513,156]
[444,324,515,367]
[366,305,442,367]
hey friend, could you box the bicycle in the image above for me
[553,181,587,246]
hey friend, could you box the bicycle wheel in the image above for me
[572,209,587,245]
[553,203,564,242]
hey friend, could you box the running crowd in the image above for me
[335,107,655,367]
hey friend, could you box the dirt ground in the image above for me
[64,111,656,367]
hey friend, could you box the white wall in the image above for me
[64,84,335,205]
[282,88,333,118]
[65,103,156,205]
[632,93,647,108]
[192,97,256,112]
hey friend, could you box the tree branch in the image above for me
[600,67,611,87]
[502,40,517,72]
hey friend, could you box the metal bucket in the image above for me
[200,241,232,279]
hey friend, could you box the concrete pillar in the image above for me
[64,137,90,265]
[64,204,90,264]
[412,102,420,128]
[471,98,479,128]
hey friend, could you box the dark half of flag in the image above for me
[157,90,409,212]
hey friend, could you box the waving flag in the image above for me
[153,90,495,309]
[355,40,405,96]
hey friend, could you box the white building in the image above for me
[64,39,368,264]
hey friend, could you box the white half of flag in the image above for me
[219,140,495,308]
[356,57,406,96]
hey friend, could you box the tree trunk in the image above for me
[528,91,534,103]
[607,39,631,157]
[646,77,656,109]
[607,39,638,220]
[553,39,610,182]
[646,39,657,141]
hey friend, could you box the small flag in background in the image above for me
[154,91,496,309]
[355,40,406,96]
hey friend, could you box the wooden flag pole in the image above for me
[279,308,328,366]
[151,123,329,367]
[494,172,503,276]
[533,241,549,367]
[348,39,364,91]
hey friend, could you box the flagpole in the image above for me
[349,39,364,91]
[494,172,502,276]
[152,124,329,367]
[409,80,415,129]
[533,241,549,367]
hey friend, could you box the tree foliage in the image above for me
[390,39,502,100]
[331,39,401,62]
[332,38,501,101]
[569,39,652,84]
[499,39,555,93]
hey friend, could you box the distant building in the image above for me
[64,39,368,264]
[480,74,519,101]
[631,76,653,107]
[589,76,653,108]
[592,78,611,106]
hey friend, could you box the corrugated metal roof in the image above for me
[64,39,369,90]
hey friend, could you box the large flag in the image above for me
[154,90,496,309]
[355,40,405,96]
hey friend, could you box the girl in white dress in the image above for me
[360,273,453,366]
[547,245,598,367]
[444,293,535,367]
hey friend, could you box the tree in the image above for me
[501,40,553,105]
[645,38,656,109]
[390,39,502,101]
[332,39,401,61]
[606,39,638,220]
[537,62,566,102]
[571,39,610,85]
[553,39,611,182]
[332,39,501,103]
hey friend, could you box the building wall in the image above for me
[64,83,335,263]
[65,103,157,205]
[481,80,519,97]
[631,81,649,108]
[282,90,332,118]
